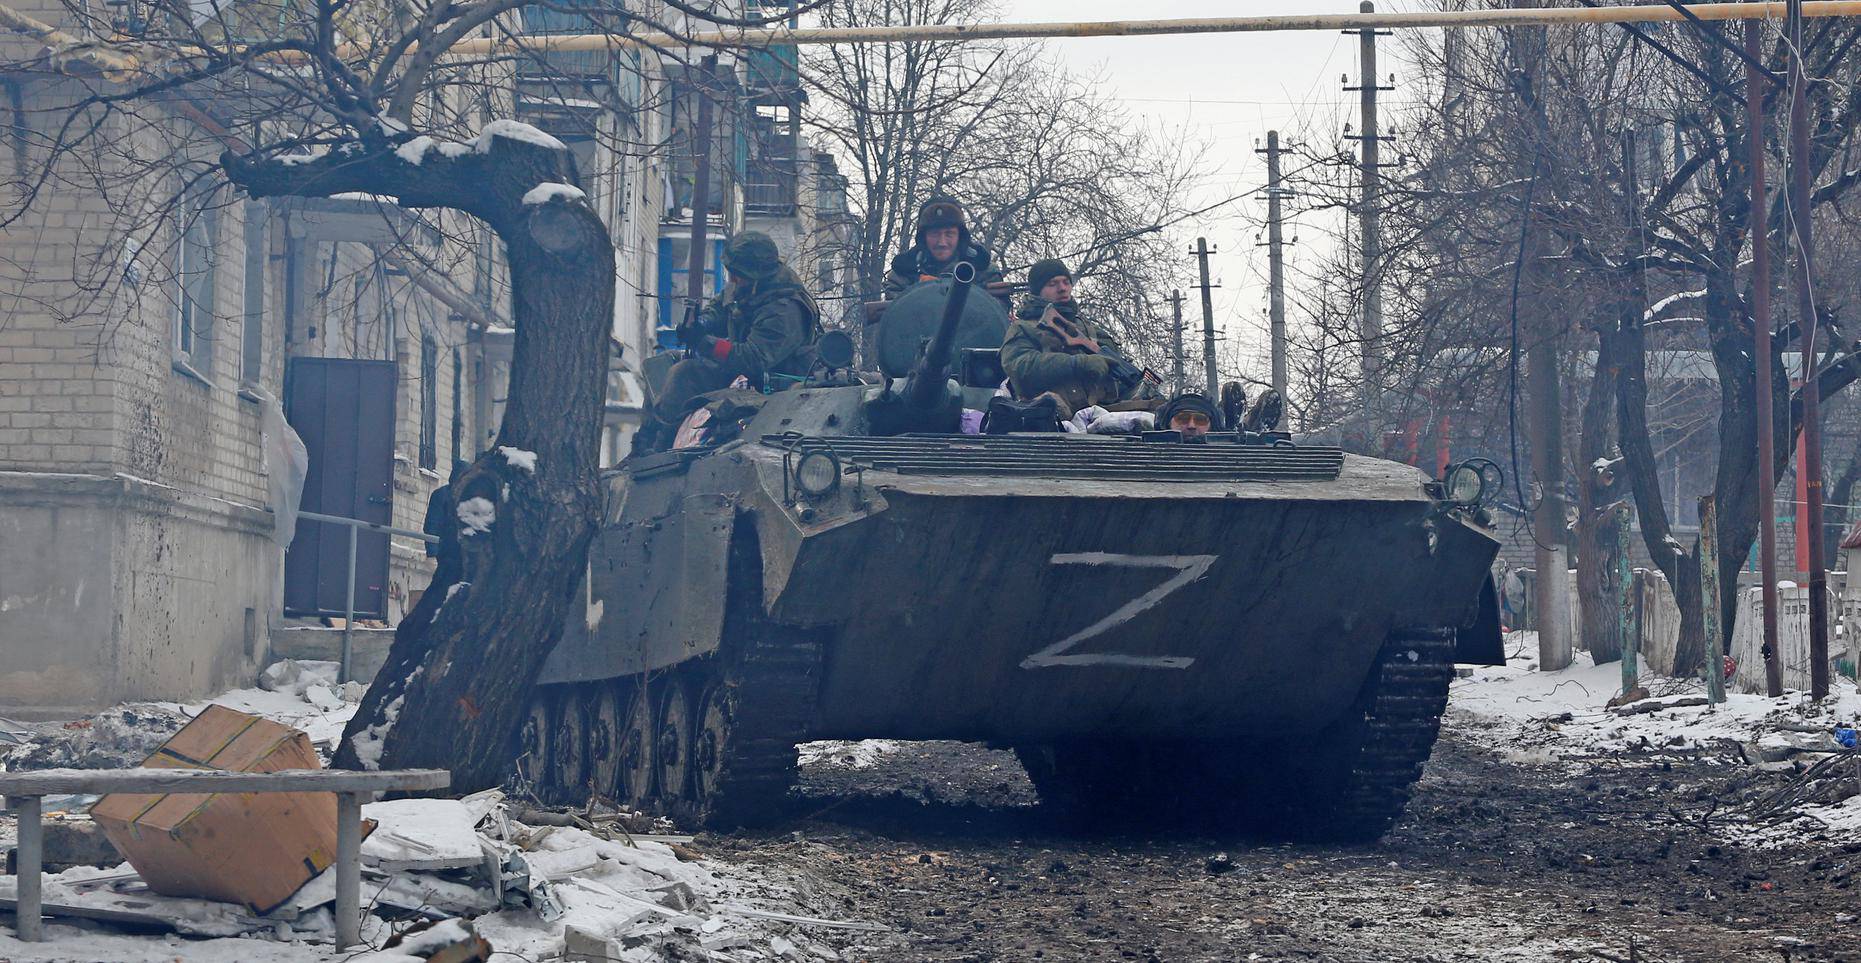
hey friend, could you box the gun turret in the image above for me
[865,261,978,435]
[904,260,976,410]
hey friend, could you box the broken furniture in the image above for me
[1,765,448,949]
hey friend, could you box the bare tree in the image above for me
[1285,7,1861,675]
[802,0,1201,370]
[0,0,807,791]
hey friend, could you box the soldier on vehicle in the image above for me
[647,232,821,441]
[999,258,1148,417]
[882,195,1009,303]
[1155,393,1222,440]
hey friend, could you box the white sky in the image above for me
[999,0,1386,378]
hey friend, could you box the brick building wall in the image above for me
[0,94,287,713]
[0,83,492,711]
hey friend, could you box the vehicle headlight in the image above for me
[1444,462,1484,507]
[795,449,841,497]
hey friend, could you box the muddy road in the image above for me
[714,715,1859,962]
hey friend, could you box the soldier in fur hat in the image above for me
[882,195,1007,303]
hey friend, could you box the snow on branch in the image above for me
[395,136,471,166]
[498,446,540,472]
[475,120,566,153]
[521,183,585,206]
[1645,289,1705,324]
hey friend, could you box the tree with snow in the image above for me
[0,0,810,791]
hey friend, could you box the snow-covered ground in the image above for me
[0,661,885,963]
[1450,630,1861,844]
[6,643,1859,961]
[1453,632,1861,755]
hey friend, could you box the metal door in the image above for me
[284,357,397,618]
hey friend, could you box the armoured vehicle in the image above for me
[519,266,1504,840]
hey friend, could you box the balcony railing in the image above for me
[746,160,797,215]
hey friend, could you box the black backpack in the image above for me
[982,395,1062,434]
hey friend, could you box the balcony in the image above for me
[745,159,797,216]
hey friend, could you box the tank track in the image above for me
[516,525,823,829]
[682,626,822,828]
[1319,626,1457,840]
[1012,627,1455,840]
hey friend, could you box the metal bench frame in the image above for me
[2,767,449,949]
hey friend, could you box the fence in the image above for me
[1729,585,1860,693]
[1510,565,1858,690]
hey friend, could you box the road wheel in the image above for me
[587,679,627,802]
[552,685,590,802]
[653,674,697,808]
[616,678,655,807]
[693,681,734,810]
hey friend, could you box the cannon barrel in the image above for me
[903,260,976,411]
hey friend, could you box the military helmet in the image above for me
[724,231,782,281]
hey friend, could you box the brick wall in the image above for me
[0,93,275,507]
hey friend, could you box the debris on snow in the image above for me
[498,445,539,473]
[475,119,566,153]
[521,182,585,206]
[362,799,488,873]
[0,666,893,962]
[2,703,189,772]
[456,496,496,536]
[798,739,902,770]
[367,917,486,962]
[259,659,340,698]
[1453,652,1861,760]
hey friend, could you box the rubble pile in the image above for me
[2,704,190,772]
[1,662,888,962]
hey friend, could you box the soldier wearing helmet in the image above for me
[647,231,822,440]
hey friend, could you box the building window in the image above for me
[419,334,438,470]
[655,235,725,348]
[174,191,217,380]
[240,200,268,390]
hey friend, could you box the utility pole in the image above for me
[1511,5,1571,672]
[1345,1,1392,409]
[1746,8,1784,698]
[1168,289,1186,394]
[1786,0,1831,699]
[1256,130,1290,399]
[684,55,719,326]
[1192,237,1219,397]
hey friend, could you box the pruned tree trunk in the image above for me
[226,129,616,792]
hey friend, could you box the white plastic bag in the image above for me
[258,390,310,549]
